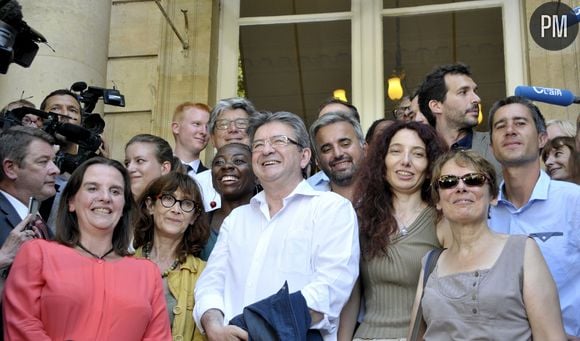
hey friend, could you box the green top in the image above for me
[355,206,440,339]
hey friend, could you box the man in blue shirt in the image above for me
[488,96,580,338]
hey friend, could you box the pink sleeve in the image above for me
[142,265,172,341]
[3,241,51,340]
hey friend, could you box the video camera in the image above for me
[0,0,46,74]
[70,81,125,135]
[1,106,103,174]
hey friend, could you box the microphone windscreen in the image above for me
[514,86,576,106]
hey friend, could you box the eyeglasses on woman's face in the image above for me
[156,193,200,213]
[436,173,489,190]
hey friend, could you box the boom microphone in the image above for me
[514,86,580,106]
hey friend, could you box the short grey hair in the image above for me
[208,97,257,134]
[248,111,310,150]
[309,111,365,157]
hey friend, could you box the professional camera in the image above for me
[2,106,103,174]
[70,81,125,135]
[0,0,47,74]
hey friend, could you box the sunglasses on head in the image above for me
[436,173,489,190]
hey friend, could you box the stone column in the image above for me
[0,0,112,108]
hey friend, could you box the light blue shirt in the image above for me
[307,170,331,191]
[489,170,580,337]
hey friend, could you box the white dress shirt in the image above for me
[0,190,27,220]
[194,180,359,340]
[191,169,221,212]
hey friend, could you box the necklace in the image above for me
[143,244,181,278]
[395,205,426,237]
[77,242,114,260]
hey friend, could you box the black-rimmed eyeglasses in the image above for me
[156,194,200,213]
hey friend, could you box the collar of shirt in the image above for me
[497,170,549,208]
[0,189,28,220]
[451,130,474,150]
[251,180,320,217]
[183,159,201,174]
[306,171,331,191]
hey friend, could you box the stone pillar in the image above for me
[0,0,111,108]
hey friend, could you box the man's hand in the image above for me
[0,214,40,268]
[201,309,248,341]
[206,325,248,341]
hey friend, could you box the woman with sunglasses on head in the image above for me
[133,172,210,341]
[3,157,171,340]
[340,121,449,340]
[408,150,565,340]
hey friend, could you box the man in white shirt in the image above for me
[194,111,360,340]
[171,102,211,175]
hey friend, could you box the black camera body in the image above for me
[2,107,103,174]
[0,0,46,74]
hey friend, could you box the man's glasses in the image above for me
[215,118,249,131]
[156,194,200,213]
[21,115,42,127]
[436,173,489,190]
[251,135,301,152]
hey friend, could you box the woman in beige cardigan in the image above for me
[134,172,210,341]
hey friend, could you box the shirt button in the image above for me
[173,306,182,315]
[472,308,478,314]
[174,335,183,341]
[97,260,104,264]
[472,282,476,287]
[474,271,479,277]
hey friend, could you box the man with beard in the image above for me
[309,112,366,202]
[307,99,360,191]
[418,63,501,178]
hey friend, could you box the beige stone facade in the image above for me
[0,0,577,164]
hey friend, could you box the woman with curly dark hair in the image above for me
[339,121,449,340]
[133,172,210,341]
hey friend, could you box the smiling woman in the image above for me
[200,143,257,260]
[125,134,181,200]
[339,121,448,340]
[133,172,210,341]
[406,150,566,340]
[2,157,172,340]
[542,136,578,184]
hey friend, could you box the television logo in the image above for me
[530,2,578,51]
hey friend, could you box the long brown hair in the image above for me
[133,172,210,261]
[355,121,447,260]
